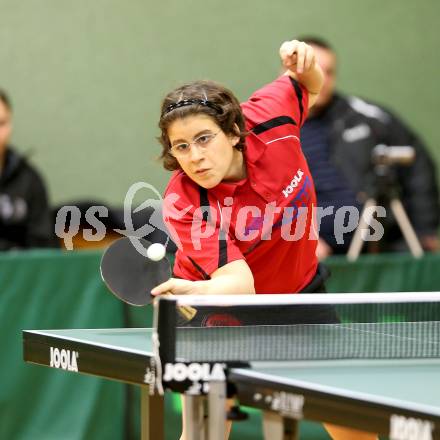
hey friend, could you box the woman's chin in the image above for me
[194,175,221,189]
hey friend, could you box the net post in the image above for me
[153,295,177,364]
[152,296,177,395]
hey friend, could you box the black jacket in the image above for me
[0,147,55,250]
[304,93,440,249]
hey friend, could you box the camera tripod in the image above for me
[346,148,424,261]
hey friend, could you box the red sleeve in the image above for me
[162,179,244,281]
[241,75,309,129]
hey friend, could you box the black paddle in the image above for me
[100,237,196,320]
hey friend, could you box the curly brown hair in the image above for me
[0,89,12,111]
[158,80,247,171]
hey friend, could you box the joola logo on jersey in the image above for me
[282,169,304,198]
[50,347,79,372]
[163,362,226,382]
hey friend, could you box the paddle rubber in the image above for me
[100,237,171,306]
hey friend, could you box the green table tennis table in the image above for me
[23,327,440,440]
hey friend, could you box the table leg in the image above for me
[183,394,207,440]
[208,381,227,440]
[140,385,164,440]
[262,411,298,440]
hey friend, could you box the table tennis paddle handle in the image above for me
[162,292,197,322]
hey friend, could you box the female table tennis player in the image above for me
[152,39,378,440]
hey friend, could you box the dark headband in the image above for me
[162,99,223,117]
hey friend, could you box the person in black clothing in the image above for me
[0,89,55,250]
[297,37,440,259]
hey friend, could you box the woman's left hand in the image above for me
[279,40,316,74]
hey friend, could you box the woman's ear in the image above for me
[230,123,241,146]
[230,136,240,148]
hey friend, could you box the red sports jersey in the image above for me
[163,75,318,293]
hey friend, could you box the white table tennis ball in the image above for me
[147,243,166,261]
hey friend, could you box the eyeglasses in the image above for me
[169,130,221,158]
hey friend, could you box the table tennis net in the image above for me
[174,321,439,362]
[155,294,440,362]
